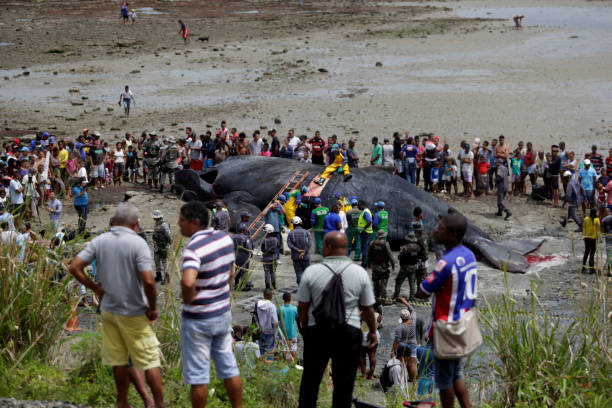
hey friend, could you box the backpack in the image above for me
[380,362,400,392]
[312,262,351,330]
[165,147,179,162]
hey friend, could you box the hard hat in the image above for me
[264,224,274,233]
[151,210,163,219]
[563,170,572,178]
[149,131,157,136]
[291,216,302,225]
[350,198,358,205]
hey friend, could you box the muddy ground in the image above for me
[2,0,612,405]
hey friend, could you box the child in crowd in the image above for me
[130,8,136,24]
[476,155,490,196]
[430,160,440,192]
[260,142,271,157]
[511,151,523,196]
[441,157,453,194]
[105,156,114,187]
[451,158,459,195]
[126,145,139,183]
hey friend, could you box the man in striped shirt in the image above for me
[178,201,243,407]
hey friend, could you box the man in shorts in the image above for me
[417,214,477,408]
[68,203,166,408]
[178,201,242,407]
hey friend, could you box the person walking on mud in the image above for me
[118,85,135,118]
[178,20,189,44]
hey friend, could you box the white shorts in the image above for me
[93,163,105,178]
[288,337,298,352]
[527,164,537,174]
[361,330,380,347]
[462,170,473,183]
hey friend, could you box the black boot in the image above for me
[344,174,352,182]
[559,217,567,228]
[495,211,503,216]
[155,273,162,282]
[504,210,512,220]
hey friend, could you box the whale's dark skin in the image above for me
[173,156,542,272]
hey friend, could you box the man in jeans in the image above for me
[68,203,166,408]
[297,231,378,408]
[417,214,477,408]
[178,201,242,408]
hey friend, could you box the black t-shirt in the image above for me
[549,155,561,176]
[271,136,280,157]
[91,144,105,165]
[393,139,403,159]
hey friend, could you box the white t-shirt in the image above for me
[114,149,125,164]
[1,230,18,244]
[459,150,474,173]
[121,90,134,100]
[9,180,23,205]
[338,211,348,232]
[382,144,394,167]
[78,167,88,182]
[288,136,300,150]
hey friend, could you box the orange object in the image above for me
[64,307,80,332]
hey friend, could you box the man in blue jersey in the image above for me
[417,213,476,408]
[323,203,342,236]
[178,201,243,407]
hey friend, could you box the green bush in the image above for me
[479,274,612,408]
[0,239,74,362]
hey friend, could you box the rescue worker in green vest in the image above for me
[367,229,395,305]
[372,201,389,239]
[309,197,329,254]
[357,199,373,268]
[393,222,428,301]
[346,197,361,261]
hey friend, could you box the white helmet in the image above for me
[264,224,275,233]
[291,216,302,225]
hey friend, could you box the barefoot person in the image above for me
[118,85,135,118]
[513,15,524,29]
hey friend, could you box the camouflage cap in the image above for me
[151,210,164,219]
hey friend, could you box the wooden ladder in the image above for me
[248,168,311,241]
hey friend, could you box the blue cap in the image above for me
[21,147,29,152]
[278,194,286,202]
[314,197,321,204]
[335,192,343,198]
[377,201,385,208]
[42,132,49,137]
[301,186,309,193]
[350,198,358,205]
[49,136,56,144]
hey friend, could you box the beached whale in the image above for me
[172,156,542,272]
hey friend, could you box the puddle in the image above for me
[0,42,13,47]
[135,7,166,15]
[233,10,260,14]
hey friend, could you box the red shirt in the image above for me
[308,137,326,157]
[475,161,490,175]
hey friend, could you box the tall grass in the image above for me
[0,237,74,363]
[478,270,612,408]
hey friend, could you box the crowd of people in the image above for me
[1,122,611,408]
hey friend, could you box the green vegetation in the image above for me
[478,273,612,408]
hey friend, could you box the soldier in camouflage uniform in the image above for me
[366,229,395,305]
[152,210,172,284]
[393,223,428,300]
[159,136,179,193]
[143,131,162,189]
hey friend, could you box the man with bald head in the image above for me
[296,231,377,408]
[68,203,166,408]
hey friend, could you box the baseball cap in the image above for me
[584,159,591,165]
[350,198,358,205]
[42,132,49,138]
[12,138,20,145]
[151,210,163,219]
[313,197,321,204]
[563,170,572,177]
[335,192,343,198]
[237,222,249,232]
[264,224,275,233]
[21,147,29,152]
[291,216,302,225]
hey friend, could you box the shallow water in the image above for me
[135,7,166,15]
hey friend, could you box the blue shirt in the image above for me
[402,144,417,160]
[278,304,298,339]
[323,212,342,235]
[75,142,86,161]
[430,167,440,180]
[579,167,597,191]
[72,186,88,206]
[420,245,477,336]
[264,207,282,232]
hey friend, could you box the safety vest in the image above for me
[358,208,373,233]
[312,206,329,230]
[376,210,388,232]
